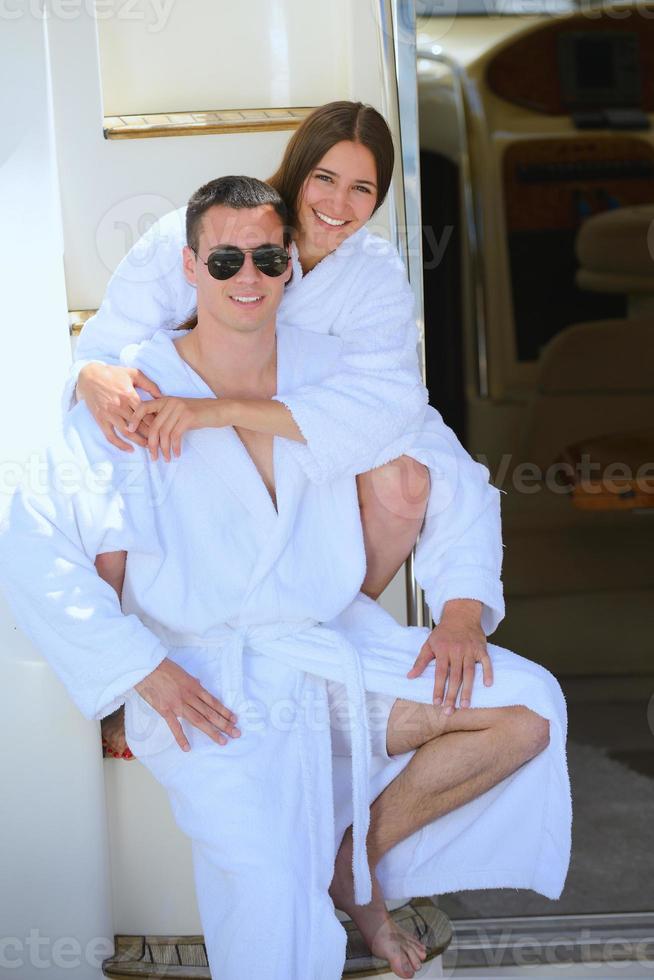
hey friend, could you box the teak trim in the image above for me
[104,107,316,140]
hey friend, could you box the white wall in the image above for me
[0,12,112,980]
[1,24,70,461]
[97,0,351,115]
[47,5,296,309]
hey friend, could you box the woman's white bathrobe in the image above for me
[2,324,570,980]
[66,206,505,633]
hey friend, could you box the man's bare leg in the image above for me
[329,700,550,978]
[95,551,131,758]
[357,457,430,599]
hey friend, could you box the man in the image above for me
[0,177,570,980]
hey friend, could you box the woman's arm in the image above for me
[218,399,303,442]
[126,396,306,462]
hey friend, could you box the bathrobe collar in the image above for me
[287,224,370,289]
[121,325,302,537]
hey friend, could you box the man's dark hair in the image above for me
[186,175,291,253]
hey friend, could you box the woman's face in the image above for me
[297,140,379,257]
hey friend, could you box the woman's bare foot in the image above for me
[329,827,427,978]
[101,705,134,759]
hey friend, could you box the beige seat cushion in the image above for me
[521,318,654,469]
[576,205,654,280]
[537,318,654,393]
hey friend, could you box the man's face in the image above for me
[183,204,291,335]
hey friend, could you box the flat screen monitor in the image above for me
[558,31,641,108]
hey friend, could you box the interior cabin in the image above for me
[1,0,652,977]
[417,0,654,964]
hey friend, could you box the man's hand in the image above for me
[127,396,227,462]
[406,599,493,714]
[134,657,240,752]
[76,363,162,452]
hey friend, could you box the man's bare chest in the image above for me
[233,426,276,510]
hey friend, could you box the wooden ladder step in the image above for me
[102,899,452,977]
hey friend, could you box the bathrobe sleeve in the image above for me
[0,410,169,721]
[408,407,505,635]
[62,206,192,414]
[273,248,429,484]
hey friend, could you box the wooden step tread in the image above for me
[69,310,96,337]
[104,107,315,140]
[102,899,452,977]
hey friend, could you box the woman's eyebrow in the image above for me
[315,167,377,188]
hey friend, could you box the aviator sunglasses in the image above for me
[192,244,291,280]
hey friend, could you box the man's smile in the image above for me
[230,294,265,306]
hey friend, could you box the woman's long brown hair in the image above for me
[267,101,395,234]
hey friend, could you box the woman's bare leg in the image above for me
[356,456,430,600]
[95,551,131,758]
[95,550,127,596]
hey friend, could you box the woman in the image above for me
[70,101,502,748]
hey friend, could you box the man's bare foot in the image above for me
[329,827,427,978]
[101,705,134,759]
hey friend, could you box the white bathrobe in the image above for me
[2,323,570,980]
[66,207,505,633]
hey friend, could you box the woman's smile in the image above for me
[312,208,351,228]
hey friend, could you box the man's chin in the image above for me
[226,315,273,334]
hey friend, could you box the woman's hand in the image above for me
[127,396,227,461]
[76,363,162,452]
[406,599,493,713]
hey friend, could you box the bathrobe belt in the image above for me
[140,616,374,906]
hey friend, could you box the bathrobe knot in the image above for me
[139,615,374,905]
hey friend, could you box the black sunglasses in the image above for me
[193,244,290,280]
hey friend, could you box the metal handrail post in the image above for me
[417,46,490,401]
[384,0,431,627]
